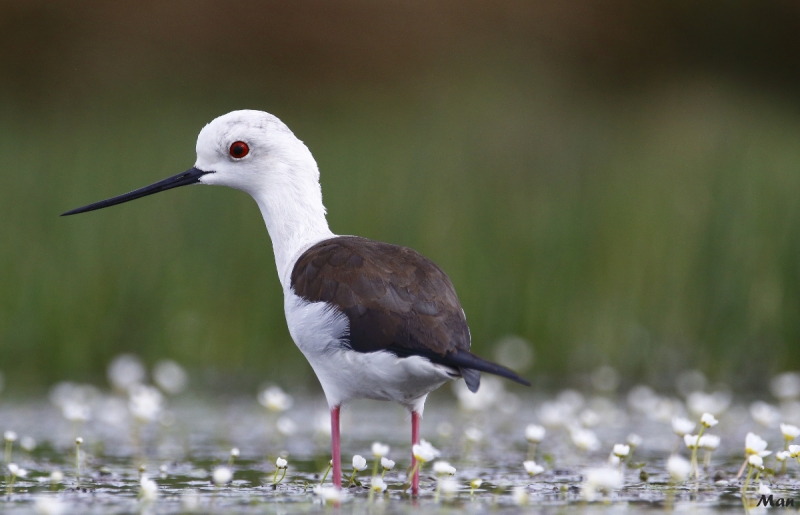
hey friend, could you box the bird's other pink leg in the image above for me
[331,406,342,489]
[411,410,421,495]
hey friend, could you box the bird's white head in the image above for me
[62,110,334,288]
[194,110,319,196]
[62,109,323,213]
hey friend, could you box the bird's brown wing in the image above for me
[291,236,469,354]
[290,236,530,390]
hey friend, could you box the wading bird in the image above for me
[63,110,530,493]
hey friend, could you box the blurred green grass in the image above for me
[1,68,800,393]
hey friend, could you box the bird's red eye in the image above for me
[229,141,249,158]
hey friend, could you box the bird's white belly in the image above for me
[283,292,454,412]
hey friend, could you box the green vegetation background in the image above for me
[1,1,799,393]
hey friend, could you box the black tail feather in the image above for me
[446,348,531,387]
[387,345,531,388]
[460,367,481,392]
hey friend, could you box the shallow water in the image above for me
[1,386,798,514]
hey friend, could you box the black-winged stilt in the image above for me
[62,110,530,494]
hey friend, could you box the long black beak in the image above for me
[61,167,212,216]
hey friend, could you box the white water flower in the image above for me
[412,439,440,463]
[745,432,771,457]
[108,354,146,392]
[789,445,800,458]
[579,409,601,428]
[95,397,128,427]
[780,423,800,441]
[700,413,718,427]
[8,463,27,477]
[370,476,387,493]
[433,461,456,475]
[687,391,731,416]
[152,360,188,395]
[4,430,17,442]
[470,478,483,489]
[440,478,459,498]
[699,434,720,450]
[352,455,367,471]
[671,417,696,436]
[612,444,630,457]
[570,427,600,451]
[776,451,790,462]
[314,485,346,503]
[315,412,332,436]
[49,383,99,419]
[524,460,544,476]
[128,385,164,423]
[684,434,700,449]
[380,457,395,470]
[512,486,529,505]
[525,424,546,443]
[34,497,65,515]
[750,401,781,428]
[651,398,683,423]
[770,372,800,400]
[371,442,389,458]
[257,386,293,412]
[626,433,642,448]
[667,455,691,482]
[180,490,200,512]
[538,401,572,427]
[758,483,772,496]
[608,454,621,466]
[583,467,623,500]
[276,457,288,469]
[276,417,296,436]
[453,376,504,411]
[20,436,36,452]
[230,448,240,458]
[49,470,63,484]
[212,466,232,485]
[140,474,158,501]
[464,427,483,443]
[748,455,764,468]
[62,402,91,423]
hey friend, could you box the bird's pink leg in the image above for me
[411,410,421,495]
[331,405,342,489]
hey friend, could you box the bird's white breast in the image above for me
[283,292,455,413]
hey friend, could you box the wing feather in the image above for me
[291,236,468,356]
[290,236,530,388]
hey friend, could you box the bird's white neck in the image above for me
[250,162,334,291]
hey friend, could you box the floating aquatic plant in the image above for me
[74,437,83,486]
[4,430,16,464]
[524,424,545,460]
[432,461,456,502]
[5,463,27,496]
[348,455,366,487]
[273,457,288,485]
[5,363,800,512]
